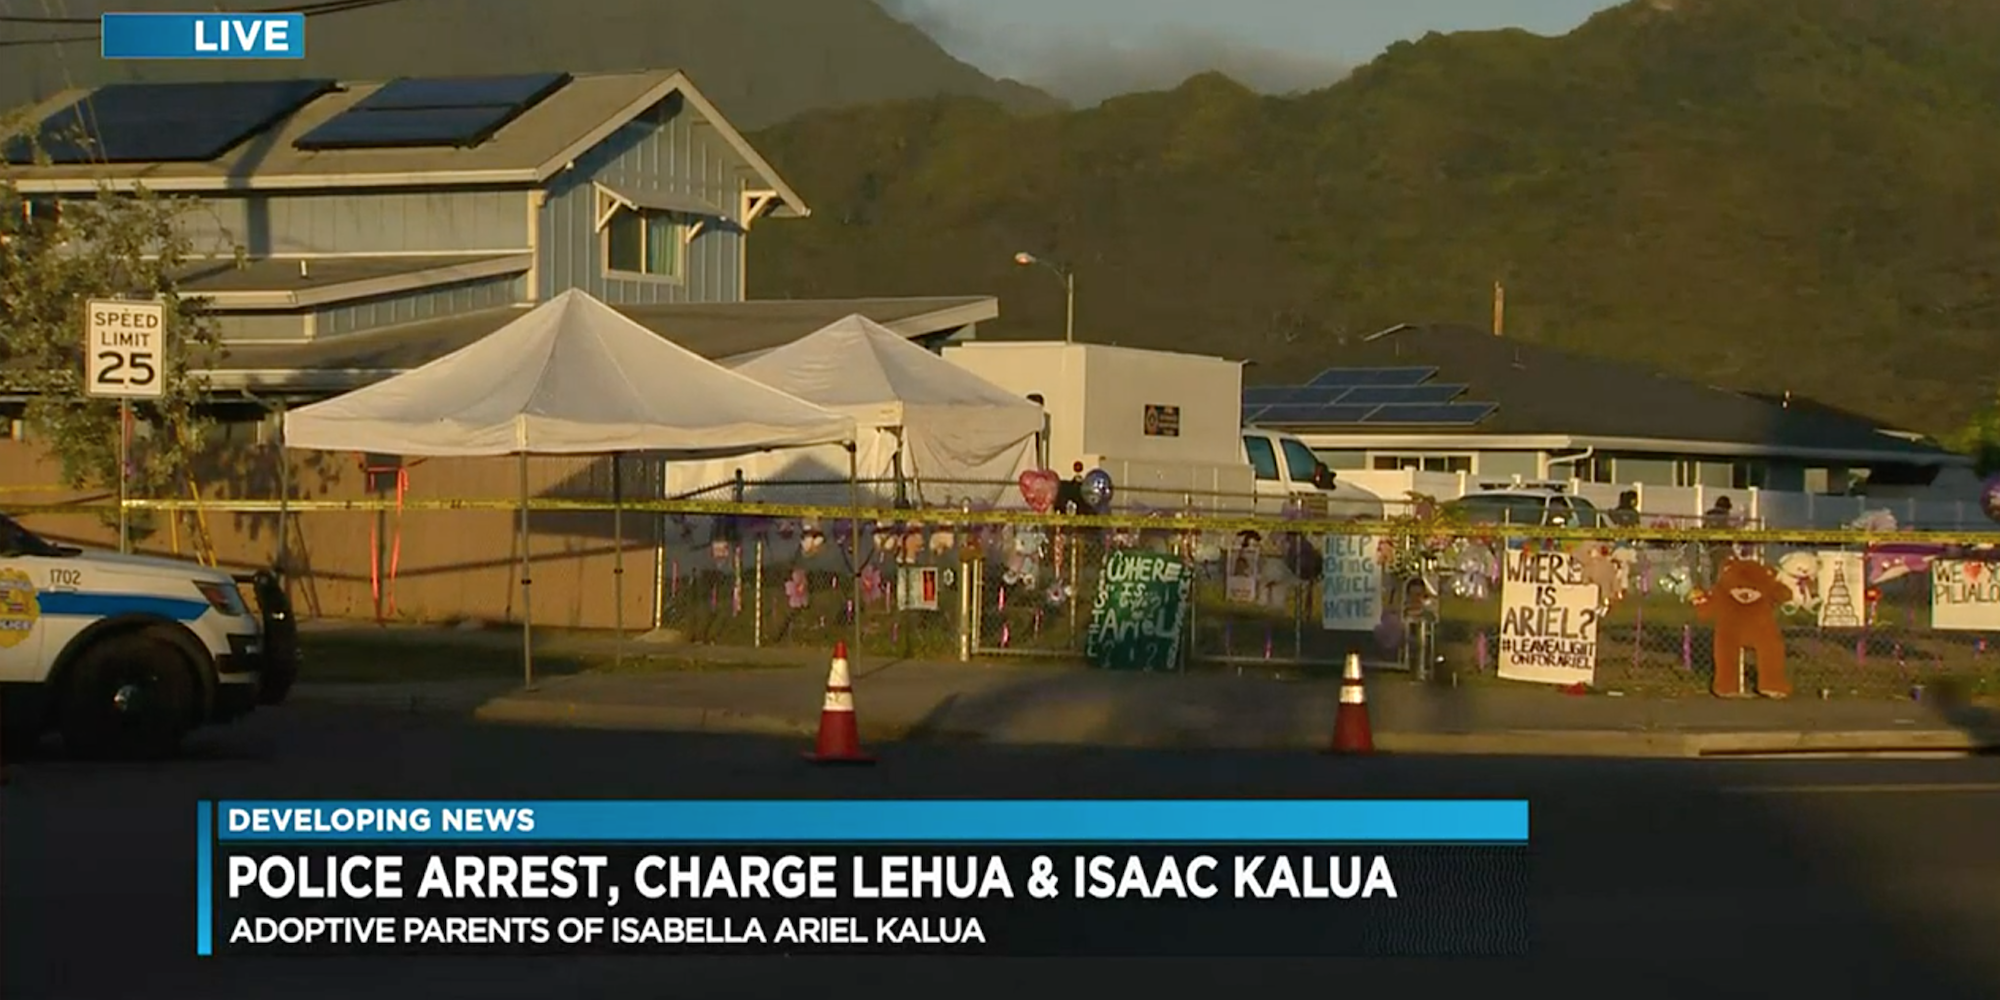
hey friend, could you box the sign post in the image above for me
[84,298,167,554]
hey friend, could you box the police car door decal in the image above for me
[0,568,41,648]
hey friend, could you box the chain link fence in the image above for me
[608,504,2000,700]
[6,447,1997,701]
[635,508,2000,702]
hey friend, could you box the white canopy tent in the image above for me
[671,313,1045,508]
[282,289,860,684]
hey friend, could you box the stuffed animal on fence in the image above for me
[1002,526,1046,589]
[1690,558,1792,699]
[1775,551,1821,616]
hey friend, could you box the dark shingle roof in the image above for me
[1278,324,1959,463]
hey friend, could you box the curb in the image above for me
[468,697,1999,758]
[1685,729,1998,756]
[290,688,2000,759]
[470,698,815,738]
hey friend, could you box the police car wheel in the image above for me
[60,634,196,760]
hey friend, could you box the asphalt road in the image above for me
[4,706,2000,1000]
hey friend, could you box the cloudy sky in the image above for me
[881,0,1620,105]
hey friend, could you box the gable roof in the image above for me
[203,296,999,393]
[733,313,1043,413]
[180,254,531,309]
[281,289,855,457]
[1274,324,1963,466]
[1,69,806,215]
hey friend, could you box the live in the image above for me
[194,18,287,52]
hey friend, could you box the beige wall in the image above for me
[0,440,658,630]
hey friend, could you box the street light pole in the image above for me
[1063,268,1074,344]
[1014,251,1075,344]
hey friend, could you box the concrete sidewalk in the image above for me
[288,643,2000,758]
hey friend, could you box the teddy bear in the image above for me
[1689,557,1792,699]
[1001,526,1046,589]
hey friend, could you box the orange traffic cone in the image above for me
[1327,652,1374,754]
[806,642,873,765]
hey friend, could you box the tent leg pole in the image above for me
[849,444,862,658]
[274,402,289,573]
[613,453,624,667]
[520,452,534,691]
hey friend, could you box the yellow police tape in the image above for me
[5,494,2000,547]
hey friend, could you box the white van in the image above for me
[1240,427,1384,520]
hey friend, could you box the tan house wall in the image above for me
[0,440,659,630]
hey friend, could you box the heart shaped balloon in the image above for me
[1968,562,1986,582]
[1018,469,1060,513]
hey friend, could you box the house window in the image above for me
[10,197,61,241]
[1571,454,1615,483]
[603,205,685,279]
[1673,459,1699,487]
[1731,461,1767,489]
[1370,453,1473,474]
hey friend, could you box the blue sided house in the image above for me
[0,70,996,412]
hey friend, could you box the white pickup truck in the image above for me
[1240,426,1384,520]
[0,513,297,759]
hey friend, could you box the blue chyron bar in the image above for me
[200,800,1531,958]
[214,800,1528,842]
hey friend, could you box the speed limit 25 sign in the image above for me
[84,298,166,399]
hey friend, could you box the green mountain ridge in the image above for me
[0,0,1065,130]
[747,0,2000,439]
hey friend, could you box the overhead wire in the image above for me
[0,0,413,24]
[0,0,413,45]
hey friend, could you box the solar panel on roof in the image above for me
[293,106,520,150]
[1250,403,1383,424]
[2,79,336,165]
[354,72,571,112]
[1338,384,1468,406]
[1308,367,1438,387]
[1242,387,1298,406]
[1358,402,1498,425]
[293,72,570,151]
[1291,385,1357,404]
[1240,405,1271,423]
[1244,385,1359,406]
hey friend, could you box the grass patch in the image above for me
[296,630,795,685]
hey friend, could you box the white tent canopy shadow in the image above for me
[674,313,1044,509]
[281,288,860,684]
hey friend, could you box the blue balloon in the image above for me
[1082,468,1114,510]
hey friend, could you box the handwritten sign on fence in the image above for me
[1320,534,1382,631]
[1496,549,1602,686]
[1085,550,1192,671]
[1931,559,2000,631]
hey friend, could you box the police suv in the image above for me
[0,512,297,758]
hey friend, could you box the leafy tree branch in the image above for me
[1,121,224,541]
